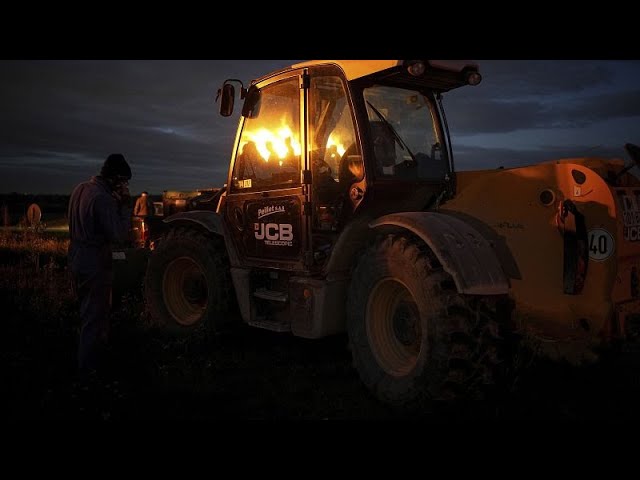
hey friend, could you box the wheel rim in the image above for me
[366,278,423,377]
[162,256,208,326]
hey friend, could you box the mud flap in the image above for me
[558,200,589,294]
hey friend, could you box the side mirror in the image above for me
[218,83,235,117]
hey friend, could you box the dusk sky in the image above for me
[1,60,639,195]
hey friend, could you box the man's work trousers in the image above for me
[72,270,112,375]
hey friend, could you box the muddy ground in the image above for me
[3,243,640,425]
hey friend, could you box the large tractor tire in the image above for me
[144,227,236,337]
[347,234,507,410]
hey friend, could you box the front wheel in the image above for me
[347,234,506,409]
[144,227,236,336]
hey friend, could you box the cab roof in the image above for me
[249,60,480,93]
[290,60,478,81]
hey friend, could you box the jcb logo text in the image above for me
[254,223,294,246]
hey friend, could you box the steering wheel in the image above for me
[338,144,364,184]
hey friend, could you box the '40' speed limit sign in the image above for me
[588,228,615,261]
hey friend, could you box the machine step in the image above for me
[253,288,288,302]
[248,317,291,332]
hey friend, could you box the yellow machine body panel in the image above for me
[442,157,640,358]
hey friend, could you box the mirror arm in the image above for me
[224,79,246,97]
[215,79,247,105]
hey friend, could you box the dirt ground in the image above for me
[4,241,640,424]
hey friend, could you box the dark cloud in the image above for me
[559,89,640,126]
[0,60,298,194]
[446,98,547,134]
[444,60,640,135]
[475,60,616,96]
[446,89,640,135]
[453,144,627,170]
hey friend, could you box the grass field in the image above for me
[0,230,401,423]
[3,230,640,424]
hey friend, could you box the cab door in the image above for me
[223,70,311,271]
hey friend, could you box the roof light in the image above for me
[465,71,482,86]
[407,61,426,77]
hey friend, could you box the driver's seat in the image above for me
[369,121,397,175]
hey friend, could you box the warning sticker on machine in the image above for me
[618,193,640,242]
[588,228,614,261]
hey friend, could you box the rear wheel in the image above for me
[347,234,508,409]
[144,227,236,336]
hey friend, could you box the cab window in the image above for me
[232,78,301,192]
